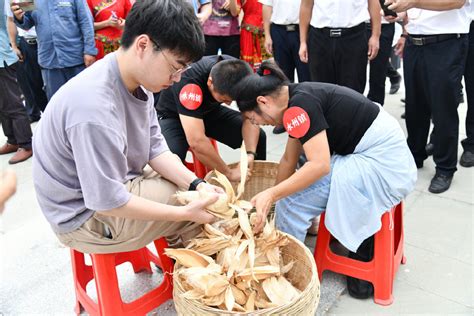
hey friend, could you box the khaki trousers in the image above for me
[56,167,201,254]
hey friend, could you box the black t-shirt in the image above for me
[156,55,235,119]
[286,82,380,155]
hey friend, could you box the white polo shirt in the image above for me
[406,5,471,35]
[258,0,301,25]
[309,0,370,28]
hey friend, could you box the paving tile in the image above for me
[328,278,473,315]
[405,194,473,265]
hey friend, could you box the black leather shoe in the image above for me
[272,125,286,134]
[460,150,474,167]
[389,76,401,94]
[428,173,453,194]
[401,112,405,119]
[425,143,434,156]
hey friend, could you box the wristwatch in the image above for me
[189,178,206,191]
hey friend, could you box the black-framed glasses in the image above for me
[149,37,192,79]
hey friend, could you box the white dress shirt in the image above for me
[258,0,301,25]
[309,0,370,28]
[406,5,471,35]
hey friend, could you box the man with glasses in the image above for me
[156,55,267,182]
[31,0,225,254]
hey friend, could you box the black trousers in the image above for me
[367,23,395,105]
[204,35,240,59]
[308,25,368,93]
[0,62,33,149]
[16,37,48,120]
[270,24,310,83]
[462,22,474,152]
[158,106,266,161]
[404,35,468,175]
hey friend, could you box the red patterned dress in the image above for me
[240,0,271,71]
[87,0,132,60]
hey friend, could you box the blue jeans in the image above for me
[276,164,332,242]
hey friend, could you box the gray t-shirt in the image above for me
[33,53,169,233]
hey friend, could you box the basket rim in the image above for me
[172,231,319,315]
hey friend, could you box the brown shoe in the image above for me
[0,143,19,155]
[8,148,32,164]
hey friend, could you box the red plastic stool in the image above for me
[314,202,406,305]
[185,139,218,178]
[70,237,173,315]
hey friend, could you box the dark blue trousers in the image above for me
[404,35,468,175]
[270,24,310,83]
[367,23,395,105]
[16,37,48,120]
[462,22,474,152]
[41,64,85,100]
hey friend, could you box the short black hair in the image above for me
[234,61,289,112]
[210,58,254,98]
[121,0,205,63]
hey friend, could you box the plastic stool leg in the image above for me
[91,254,124,315]
[128,248,153,273]
[70,250,94,314]
[314,213,331,281]
[373,213,395,306]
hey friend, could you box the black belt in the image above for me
[317,22,366,38]
[272,23,299,32]
[22,37,37,45]
[408,33,463,46]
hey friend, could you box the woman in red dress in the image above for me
[239,0,271,71]
[87,0,133,60]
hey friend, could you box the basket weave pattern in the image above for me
[172,161,320,315]
[173,233,321,315]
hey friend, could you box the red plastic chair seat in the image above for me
[70,237,173,315]
[314,202,406,305]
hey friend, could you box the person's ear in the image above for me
[207,76,213,90]
[135,35,151,58]
[256,95,268,107]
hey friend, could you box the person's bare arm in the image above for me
[275,138,302,184]
[229,0,241,17]
[197,2,212,24]
[252,130,331,232]
[0,170,17,213]
[262,4,273,54]
[368,0,382,60]
[299,0,314,63]
[386,0,465,12]
[241,118,261,170]
[6,17,23,61]
[179,114,239,181]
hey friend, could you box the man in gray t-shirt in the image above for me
[32,0,223,254]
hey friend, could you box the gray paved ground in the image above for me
[0,82,472,315]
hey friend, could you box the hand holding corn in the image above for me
[251,188,276,233]
[182,194,219,224]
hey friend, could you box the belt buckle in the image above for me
[286,24,296,32]
[329,29,342,37]
[26,38,36,45]
[411,37,424,46]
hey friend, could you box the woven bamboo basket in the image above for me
[204,160,279,201]
[173,232,320,315]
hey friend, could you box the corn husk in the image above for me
[171,142,303,312]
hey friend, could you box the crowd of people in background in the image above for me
[0,1,473,196]
[0,0,472,303]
